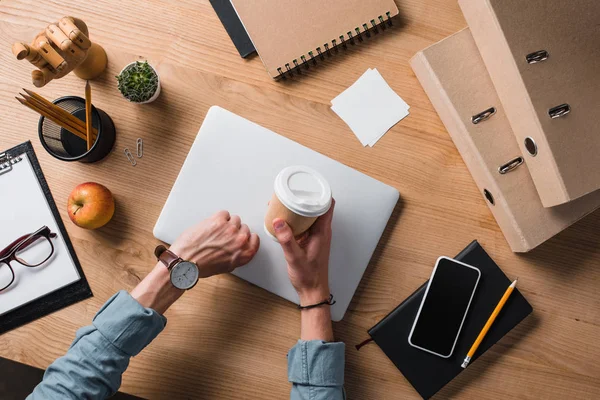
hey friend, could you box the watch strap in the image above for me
[154,245,182,270]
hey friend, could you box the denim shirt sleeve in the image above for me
[27,290,166,400]
[288,340,346,400]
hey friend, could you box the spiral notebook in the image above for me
[229,0,400,78]
[0,141,91,335]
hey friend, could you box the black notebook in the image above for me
[368,241,532,399]
[0,142,92,335]
[209,0,256,58]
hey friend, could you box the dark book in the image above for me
[368,241,533,399]
[209,0,256,58]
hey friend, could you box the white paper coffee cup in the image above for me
[264,166,332,240]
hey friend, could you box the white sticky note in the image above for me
[368,111,409,147]
[331,68,410,147]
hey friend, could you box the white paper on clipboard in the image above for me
[0,152,80,316]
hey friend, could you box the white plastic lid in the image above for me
[274,166,332,217]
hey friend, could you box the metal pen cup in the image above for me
[38,96,116,163]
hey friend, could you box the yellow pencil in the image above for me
[85,80,93,151]
[461,278,518,368]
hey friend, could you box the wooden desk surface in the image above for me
[1,1,599,398]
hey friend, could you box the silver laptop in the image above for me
[154,107,399,321]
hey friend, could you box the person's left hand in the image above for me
[169,210,260,278]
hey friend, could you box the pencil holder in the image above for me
[38,96,116,163]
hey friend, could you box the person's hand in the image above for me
[169,210,260,278]
[273,199,335,305]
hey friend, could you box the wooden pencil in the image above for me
[85,81,93,150]
[22,88,93,135]
[18,93,99,142]
[461,278,518,368]
[17,96,88,141]
[22,89,98,138]
[20,93,88,138]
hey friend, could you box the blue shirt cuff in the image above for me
[92,290,167,357]
[288,340,345,387]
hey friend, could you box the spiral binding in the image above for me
[277,11,394,79]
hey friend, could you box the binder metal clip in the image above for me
[526,50,549,64]
[548,104,570,119]
[498,156,524,175]
[471,107,497,124]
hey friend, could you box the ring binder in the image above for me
[412,27,600,253]
[526,50,549,64]
[459,0,600,207]
[548,103,571,118]
[276,11,394,79]
[471,107,497,124]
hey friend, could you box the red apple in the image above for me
[68,182,115,229]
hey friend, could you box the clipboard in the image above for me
[0,141,92,335]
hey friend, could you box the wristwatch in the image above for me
[154,245,200,290]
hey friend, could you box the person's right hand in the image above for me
[272,199,335,305]
[169,210,260,279]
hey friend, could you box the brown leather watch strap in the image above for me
[154,245,182,270]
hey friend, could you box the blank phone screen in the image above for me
[410,258,480,357]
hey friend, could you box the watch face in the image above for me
[170,261,199,290]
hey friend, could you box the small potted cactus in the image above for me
[116,61,161,104]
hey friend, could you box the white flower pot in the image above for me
[119,62,161,104]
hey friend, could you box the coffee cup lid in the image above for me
[274,166,332,217]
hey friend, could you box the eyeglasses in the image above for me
[0,226,57,292]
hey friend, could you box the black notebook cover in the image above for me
[0,141,92,335]
[209,0,256,58]
[368,241,533,399]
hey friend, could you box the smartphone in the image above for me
[408,256,481,358]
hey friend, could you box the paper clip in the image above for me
[124,148,136,166]
[136,138,143,158]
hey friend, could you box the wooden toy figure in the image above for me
[12,17,107,87]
